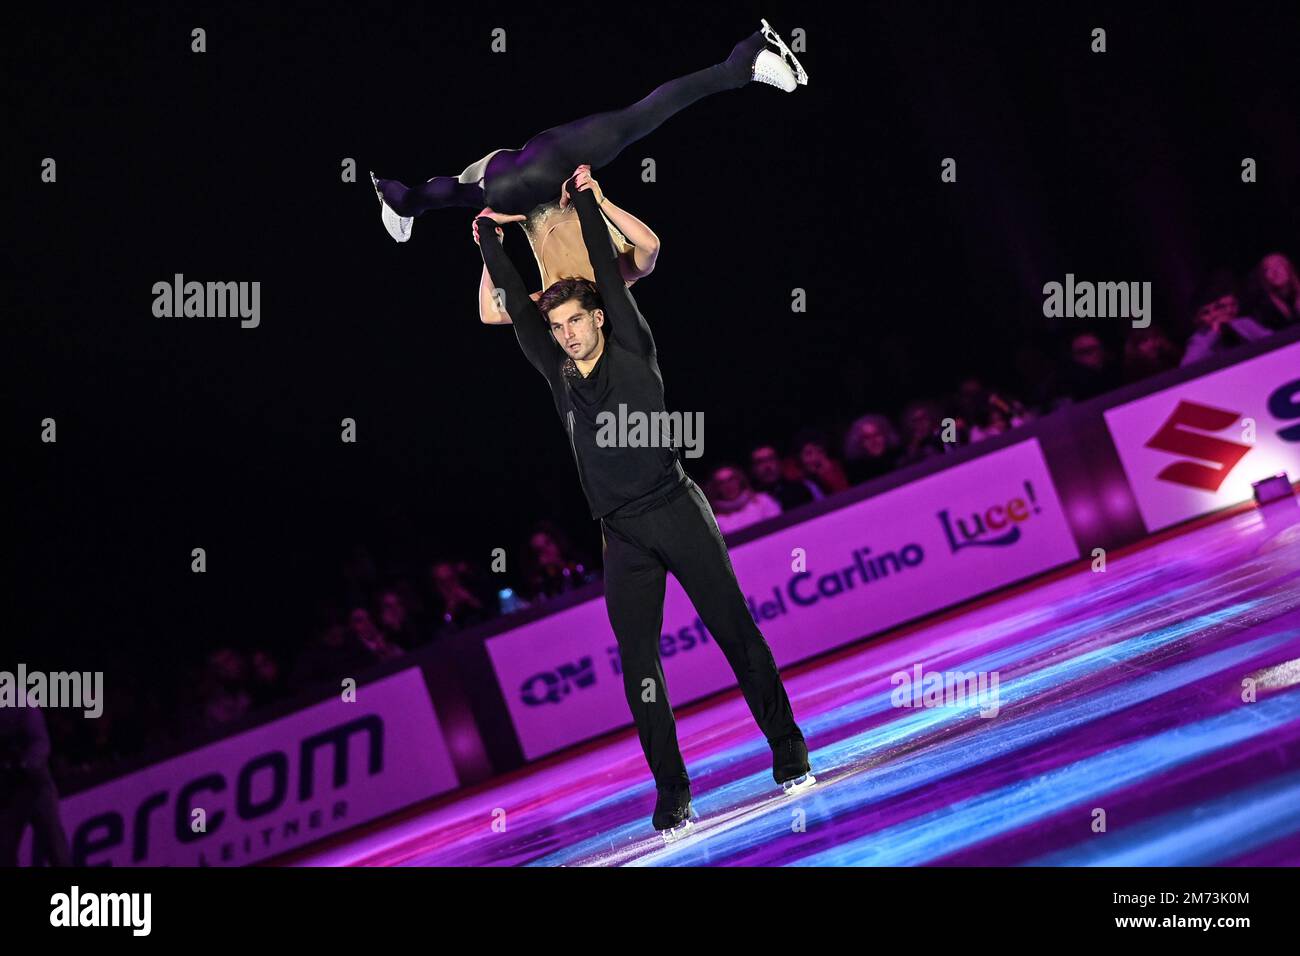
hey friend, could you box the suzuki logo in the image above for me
[1144,400,1250,491]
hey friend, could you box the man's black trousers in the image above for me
[601,478,802,790]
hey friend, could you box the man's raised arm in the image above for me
[474,216,556,380]
[567,174,657,358]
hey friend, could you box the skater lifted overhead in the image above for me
[372,19,808,330]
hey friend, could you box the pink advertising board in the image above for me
[1104,341,1300,532]
[20,668,457,866]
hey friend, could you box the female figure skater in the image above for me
[369,18,807,245]
[473,167,655,323]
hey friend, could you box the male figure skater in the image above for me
[472,169,814,840]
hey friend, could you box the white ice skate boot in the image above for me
[370,171,413,243]
[653,784,700,843]
[773,735,818,795]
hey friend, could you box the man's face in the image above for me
[1071,334,1105,370]
[750,446,781,485]
[713,468,744,500]
[350,609,378,641]
[548,299,604,361]
[1136,332,1164,360]
[432,563,456,593]
[1262,255,1290,290]
[799,443,828,473]
[1195,294,1238,329]
[380,592,404,628]
[856,421,887,457]
[906,407,935,440]
[531,533,562,566]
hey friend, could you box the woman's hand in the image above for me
[477,205,527,225]
[560,164,602,208]
[471,215,504,246]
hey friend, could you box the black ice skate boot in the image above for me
[772,733,817,794]
[653,783,698,843]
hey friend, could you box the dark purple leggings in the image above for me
[377,30,763,217]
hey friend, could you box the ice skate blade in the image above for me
[657,801,700,843]
[780,771,817,795]
[659,817,697,844]
[760,18,808,85]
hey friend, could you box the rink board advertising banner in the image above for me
[20,668,458,866]
[487,439,1079,760]
[1105,341,1300,533]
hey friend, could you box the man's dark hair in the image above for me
[790,427,836,456]
[537,277,604,321]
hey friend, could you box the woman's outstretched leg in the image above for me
[375,173,484,217]
[370,21,805,237]
[483,26,801,214]
[368,168,487,242]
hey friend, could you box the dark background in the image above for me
[9,1,1299,674]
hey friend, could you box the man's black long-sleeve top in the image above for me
[475,183,685,519]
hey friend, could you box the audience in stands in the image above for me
[1063,331,1124,400]
[842,413,903,483]
[378,588,423,650]
[706,464,783,533]
[792,429,851,496]
[1181,270,1273,366]
[521,521,596,602]
[748,443,817,511]
[1246,253,1300,330]
[429,560,492,635]
[58,250,1300,778]
[899,399,963,463]
[350,607,405,662]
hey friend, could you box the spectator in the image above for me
[1123,325,1182,382]
[1246,252,1300,329]
[792,429,851,496]
[748,443,816,511]
[430,560,491,635]
[706,464,783,533]
[1063,331,1123,400]
[291,619,371,689]
[248,649,285,708]
[1180,270,1272,367]
[378,588,423,649]
[341,544,380,609]
[968,392,1031,442]
[900,400,962,464]
[198,647,253,730]
[349,607,405,662]
[521,520,595,602]
[842,413,902,484]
